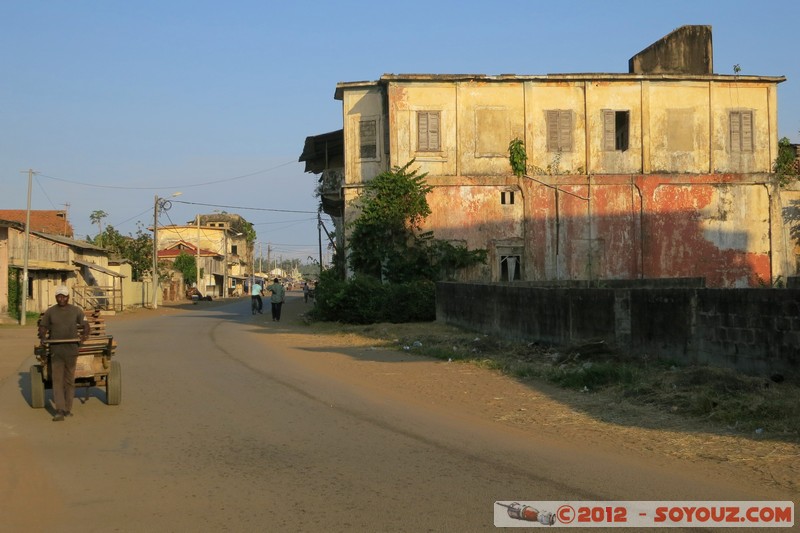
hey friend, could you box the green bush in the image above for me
[8,268,21,320]
[311,271,435,324]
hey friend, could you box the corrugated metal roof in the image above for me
[32,231,106,251]
[73,259,126,278]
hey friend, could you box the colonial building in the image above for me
[154,213,249,297]
[301,26,793,288]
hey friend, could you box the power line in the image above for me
[34,160,298,191]
[252,216,318,226]
[33,175,58,209]
[173,200,316,214]
[110,206,154,229]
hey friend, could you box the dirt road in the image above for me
[0,294,796,531]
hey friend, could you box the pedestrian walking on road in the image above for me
[38,285,89,421]
[251,280,263,314]
[267,278,286,321]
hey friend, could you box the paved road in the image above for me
[0,297,786,532]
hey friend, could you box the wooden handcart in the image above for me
[30,310,121,408]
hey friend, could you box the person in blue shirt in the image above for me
[251,280,263,314]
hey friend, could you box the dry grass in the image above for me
[308,319,800,443]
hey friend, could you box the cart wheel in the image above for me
[30,365,45,408]
[106,360,122,405]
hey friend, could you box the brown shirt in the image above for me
[40,303,87,356]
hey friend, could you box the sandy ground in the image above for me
[2,295,797,501]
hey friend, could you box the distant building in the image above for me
[153,213,250,297]
[0,209,74,237]
[0,219,126,315]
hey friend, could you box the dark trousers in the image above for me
[271,302,283,321]
[51,351,78,413]
[251,295,262,313]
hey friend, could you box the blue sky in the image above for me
[2,1,798,261]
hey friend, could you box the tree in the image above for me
[313,161,485,323]
[89,223,153,281]
[348,160,432,281]
[173,252,198,287]
[774,136,800,187]
[348,160,485,283]
[89,210,108,246]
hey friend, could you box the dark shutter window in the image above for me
[500,255,521,281]
[546,110,573,152]
[360,120,377,159]
[602,110,629,151]
[417,111,440,151]
[615,111,629,151]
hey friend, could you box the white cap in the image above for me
[55,285,69,296]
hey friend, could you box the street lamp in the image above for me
[152,192,181,309]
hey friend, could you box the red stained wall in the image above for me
[424,174,775,287]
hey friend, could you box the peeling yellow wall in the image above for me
[524,82,587,174]
[711,82,775,173]
[342,87,386,185]
[337,75,786,286]
[344,77,778,180]
[456,82,525,176]
[647,82,711,173]
[585,81,643,174]
[389,83,458,176]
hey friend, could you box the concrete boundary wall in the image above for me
[436,282,800,379]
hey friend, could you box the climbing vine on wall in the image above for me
[508,138,527,177]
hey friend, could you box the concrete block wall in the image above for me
[436,282,800,379]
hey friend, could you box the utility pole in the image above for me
[223,228,228,299]
[62,202,70,236]
[152,195,159,309]
[318,212,323,278]
[196,214,201,290]
[20,169,34,325]
[152,192,181,309]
